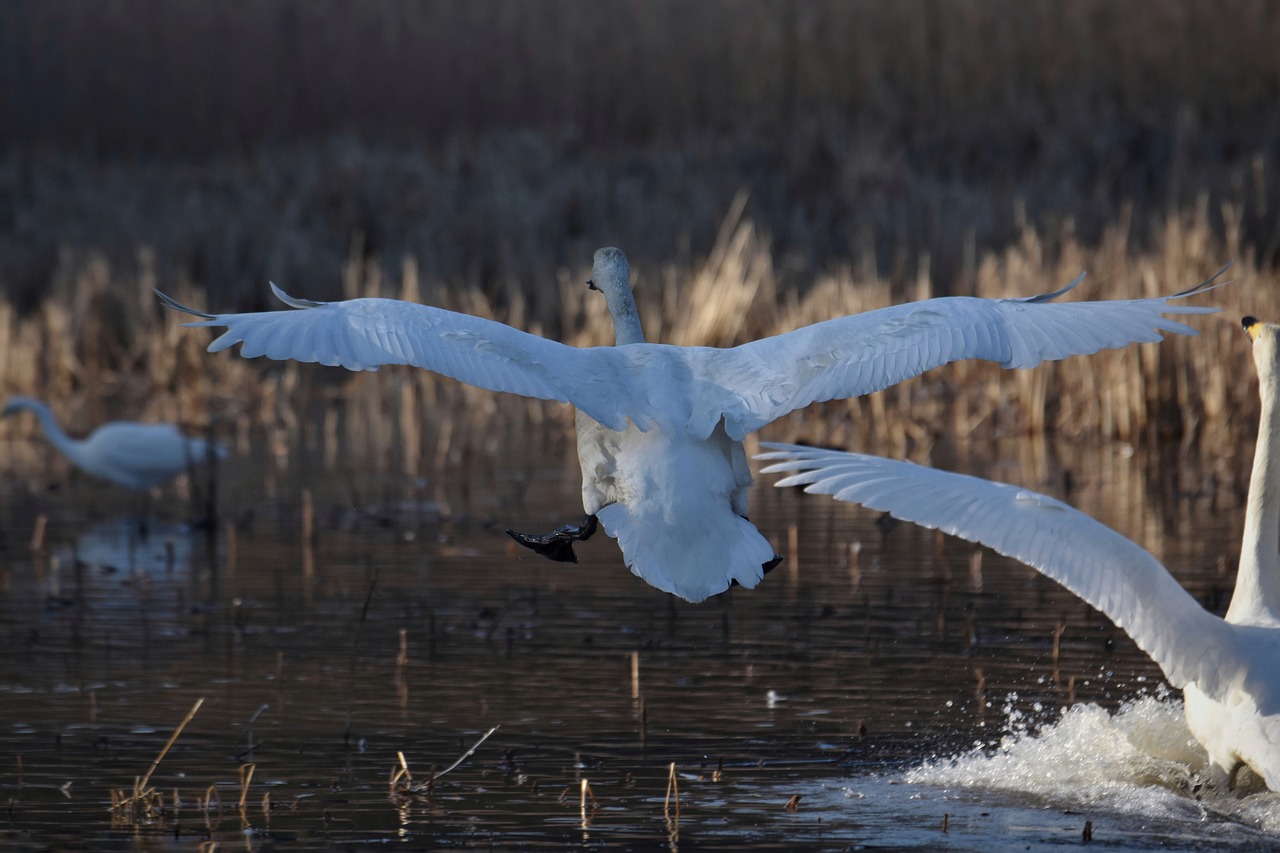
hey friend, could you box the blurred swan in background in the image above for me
[159,249,1222,602]
[2,396,222,492]
[759,316,1280,791]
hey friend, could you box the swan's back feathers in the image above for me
[758,443,1242,697]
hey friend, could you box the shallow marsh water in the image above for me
[1,425,1278,851]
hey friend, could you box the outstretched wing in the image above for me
[757,443,1243,697]
[159,268,1225,442]
[696,271,1224,439]
[156,285,639,432]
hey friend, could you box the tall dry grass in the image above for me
[0,194,1258,501]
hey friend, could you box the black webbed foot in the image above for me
[507,515,599,563]
[730,555,784,587]
[875,512,900,536]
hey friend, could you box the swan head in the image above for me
[1,396,42,418]
[588,247,645,345]
[1244,316,1280,384]
[588,247,631,294]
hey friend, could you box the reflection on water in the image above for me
[0,427,1274,850]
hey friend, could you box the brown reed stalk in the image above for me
[435,727,500,779]
[664,762,680,819]
[1052,623,1066,686]
[113,697,205,812]
[301,489,314,544]
[203,783,222,816]
[29,515,46,552]
[396,727,499,799]
[968,551,983,591]
[391,751,412,789]
[237,763,255,810]
[579,778,597,826]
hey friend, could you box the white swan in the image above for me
[158,249,1222,602]
[2,396,222,491]
[758,316,1280,791]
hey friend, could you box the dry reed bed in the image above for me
[7,2,1278,321]
[0,200,1258,495]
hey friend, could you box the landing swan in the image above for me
[2,396,223,491]
[158,249,1222,602]
[759,316,1280,790]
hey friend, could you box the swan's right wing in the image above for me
[156,286,638,432]
[698,272,1224,440]
[757,443,1243,697]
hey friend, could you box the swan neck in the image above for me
[605,289,646,345]
[12,399,84,467]
[1228,379,1280,623]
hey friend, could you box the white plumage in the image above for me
[2,396,222,491]
[159,248,1221,601]
[758,317,1280,791]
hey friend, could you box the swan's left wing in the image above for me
[697,273,1222,440]
[156,286,639,432]
[757,443,1244,698]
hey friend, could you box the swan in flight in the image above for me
[158,249,1222,602]
[759,316,1280,791]
[2,396,223,491]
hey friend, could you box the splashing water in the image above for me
[911,690,1202,792]
[907,692,1280,831]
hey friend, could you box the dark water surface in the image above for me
[2,430,1277,850]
